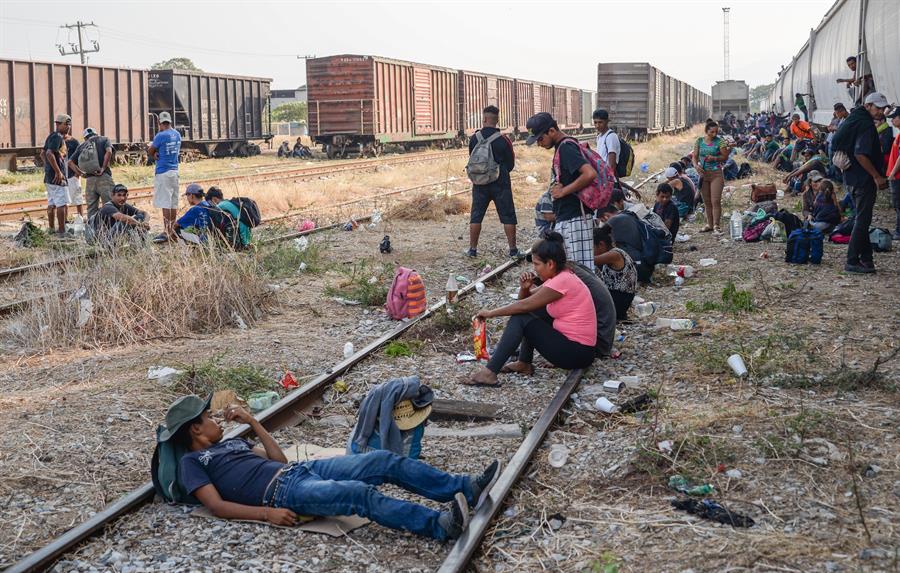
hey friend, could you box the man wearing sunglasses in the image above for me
[526,112,597,269]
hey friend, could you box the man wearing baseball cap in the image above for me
[155,394,500,540]
[526,112,598,269]
[170,183,211,241]
[40,114,71,234]
[832,91,889,273]
[149,111,183,240]
[68,126,115,222]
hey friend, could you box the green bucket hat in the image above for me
[158,394,212,442]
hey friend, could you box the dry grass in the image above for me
[6,243,271,351]
[385,191,469,221]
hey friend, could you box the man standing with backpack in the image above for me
[70,127,114,223]
[465,106,518,258]
[149,112,183,241]
[527,112,598,270]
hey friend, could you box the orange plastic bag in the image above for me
[472,318,490,361]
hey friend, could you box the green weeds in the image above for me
[174,354,277,398]
[685,281,754,315]
[383,340,423,358]
[257,238,326,278]
[324,260,391,306]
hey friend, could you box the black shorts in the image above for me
[470,185,517,225]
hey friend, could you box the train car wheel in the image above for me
[325,144,336,159]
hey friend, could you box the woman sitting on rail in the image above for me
[465,233,597,387]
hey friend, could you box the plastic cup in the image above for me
[728,354,748,377]
[548,445,568,468]
[595,397,619,413]
[603,380,624,392]
[620,375,641,387]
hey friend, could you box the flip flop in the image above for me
[459,376,502,388]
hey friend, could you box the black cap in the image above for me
[592,108,609,121]
[112,184,128,194]
[833,102,847,111]
[887,107,900,119]
[668,161,684,173]
[526,112,556,145]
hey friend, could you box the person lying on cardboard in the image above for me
[160,394,501,540]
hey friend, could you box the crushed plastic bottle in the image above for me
[669,319,696,331]
[634,302,658,318]
[668,474,715,496]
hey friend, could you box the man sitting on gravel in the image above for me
[162,395,501,541]
[89,184,149,244]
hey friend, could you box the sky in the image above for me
[1,0,835,93]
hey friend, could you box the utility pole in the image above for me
[57,21,100,64]
[722,7,731,80]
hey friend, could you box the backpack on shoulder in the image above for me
[77,138,101,174]
[465,131,503,185]
[229,197,262,228]
[385,267,427,320]
[785,224,824,264]
[150,425,200,505]
[623,210,673,270]
[553,138,614,211]
[205,204,240,249]
[604,132,634,177]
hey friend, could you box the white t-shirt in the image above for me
[596,130,621,166]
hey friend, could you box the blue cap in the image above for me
[184,183,204,196]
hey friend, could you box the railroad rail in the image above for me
[4,167,660,572]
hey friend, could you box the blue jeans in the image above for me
[270,450,473,540]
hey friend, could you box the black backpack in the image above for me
[605,132,634,177]
[773,209,802,237]
[205,204,240,249]
[229,196,261,228]
[737,162,752,179]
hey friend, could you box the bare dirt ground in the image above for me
[1,129,897,572]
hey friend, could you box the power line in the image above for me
[57,21,100,64]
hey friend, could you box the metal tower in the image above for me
[722,7,731,80]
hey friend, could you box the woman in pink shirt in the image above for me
[465,233,597,387]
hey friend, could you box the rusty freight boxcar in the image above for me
[0,58,148,170]
[307,55,459,158]
[458,70,516,136]
[148,69,272,158]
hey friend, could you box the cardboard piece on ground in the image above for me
[190,506,368,536]
[284,443,347,463]
[425,423,522,439]
[210,390,247,413]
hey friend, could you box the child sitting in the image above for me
[653,183,680,238]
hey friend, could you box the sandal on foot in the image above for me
[699,226,713,233]
[500,361,535,375]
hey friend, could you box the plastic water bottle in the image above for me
[634,302,657,318]
[343,342,354,358]
[669,319,696,331]
[730,211,743,240]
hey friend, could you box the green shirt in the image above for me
[219,200,251,246]
[765,141,779,153]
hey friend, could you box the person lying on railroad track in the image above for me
[169,183,212,242]
[161,395,502,540]
[526,112,597,269]
[464,233,596,386]
[88,183,149,244]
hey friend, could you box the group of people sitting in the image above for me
[278,137,313,159]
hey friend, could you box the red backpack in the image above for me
[552,138,615,211]
[385,267,427,320]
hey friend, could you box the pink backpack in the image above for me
[552,137,615,211]
[385,267,427,320]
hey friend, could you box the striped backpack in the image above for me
[385,267,427,320]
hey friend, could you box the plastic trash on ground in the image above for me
[634,302,658,318]
[297,219,316,232]
[148,366,183,386]
[698,258,717,267]
[548,444,568,468]
[248,391,280,413]
[343,342,355,358]
[293,236,309,251]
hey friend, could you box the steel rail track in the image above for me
[0,150,469,220]
[5,165,659,571]
[4,249,526,573]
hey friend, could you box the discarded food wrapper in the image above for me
[455,275,470,284]
[370,210,383,224]
[776,189,785,199]
[603,380,624,392]
[620,375,641,388]
[668,474,715,496]
[725,469,743,479]
[331,296,362,306]
[293,236,309,252]
[480,264,492,276]
[614,329,624,342]
[698,258,717,267]
[456,352,477,363]
[674,276,684,287]
[658,440,674,453]
[147,366,183,386]
[333,379,348,393]
[280,371,299,390]
[595,396,618,413]
[299,262,308,271]
[297,219,316,232]
[367,276,378,285]
[675,233,691,243]
[472,318,490,361]
[669,319,695,331]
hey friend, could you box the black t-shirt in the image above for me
[64,138,79,176]
[552,139,590,221]
[654,201,680,237]
[42,132,66,184]
[97,202,143,229]
[843,122,883,188]
[468,127,515,190]
[70,136,113,177]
